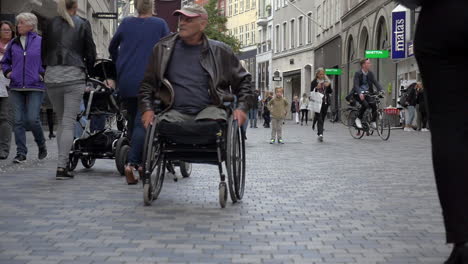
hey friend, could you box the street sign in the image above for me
[365,50,389,59]
[92,12,118,19]
[272,76,282,81]
[391,5,410,59]
[325,69,342,75]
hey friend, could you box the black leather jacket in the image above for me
[138,33,253,114]
[41,16,96,75]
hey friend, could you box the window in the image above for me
[234,0,238,15]
[298,16,303,46]
[317,6,321,34]
[275,25,280,52]
[246,0,250,10]
[307,12,313,43]
[290,19,295,49]
[251,22,256,44]
[240,0,244,12]
[282,22,287,51]
[228,0,232,16]
[240,26,244,46]
[252,0,256,9]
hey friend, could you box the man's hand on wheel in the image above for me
[233,109,247,126]
[142,110,155,129]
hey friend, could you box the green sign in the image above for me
[365,50,390,58]
[325,68,342,75]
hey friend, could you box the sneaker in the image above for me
[404,127,413,132]
[38,146,48,160]
[0,152,8,160]
[56,167,74,180]
[318,135,323,142]
[355,118,363,129]
[370,122,377,129]
[421,128,430,132]
[13,154,26,163]
[270,139,275,144]
[278,139,284,144]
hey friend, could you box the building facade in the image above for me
[255,0,273,98]
[226,0,257,89]
[0,0,117,58]
[271,0,315,108]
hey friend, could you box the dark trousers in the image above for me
[123,97,146,165]
[356,94,377,122]
[313,103,328,135]
[263,111,271,127]
[415,0,468,244]
[46,108,54,134]
[300,109,308,124]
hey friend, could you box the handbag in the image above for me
[310,90,324,113]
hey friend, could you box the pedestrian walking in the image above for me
[291,95,300,124]
[262,91,273,128]
[42,0,97,179]
[403,82,417,131]
[109,0,169,185]
[310,68,332,142]
[1,13,47,164]
[300,93,309,126]
[0,21,14,160]
[268,87,288,144]
[249,89,260,128]
[398,0,468,262]
[415,82,429,132]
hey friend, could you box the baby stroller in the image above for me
[68,59,129,175]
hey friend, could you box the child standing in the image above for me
[268,88,289,144]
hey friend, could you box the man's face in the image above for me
[363,60,372,71]
[178,15,207,39]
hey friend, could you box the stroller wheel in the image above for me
[116,144,130,176]
[81,157,96,169]
[68,155,79,171]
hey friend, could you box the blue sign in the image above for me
[392,10,406,59]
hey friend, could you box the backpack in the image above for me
[399,91,408,107]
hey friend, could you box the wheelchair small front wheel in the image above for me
[219,182,227,208]
[179,162,192,178]
[143,183,153,206]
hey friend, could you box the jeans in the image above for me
[405,105,416,127]
[249,108,258,128]
[9,90,46,156]
[414,0,468,244]
[123,98,146,165]
[0,97,13,156]
[47,82,85,168]
[356,94,377,122]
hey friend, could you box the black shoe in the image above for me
[445,242,468,264]
[38,146,48,160]
[49,133,56,139]
[13,154,26,163]
[56,167,74,180]
[0,152,8,160]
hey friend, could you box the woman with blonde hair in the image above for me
[109,0,169,184]
[1,13,47,163]
[310,68,332,142]
[42,0,96,180]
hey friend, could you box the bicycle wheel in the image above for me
[377,113,391,141]
[348,110,364,139]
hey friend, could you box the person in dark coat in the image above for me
[397,0,468,263]
[415,82,428,131]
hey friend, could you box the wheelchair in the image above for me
[68,59,130,175]
[141,97,246,208]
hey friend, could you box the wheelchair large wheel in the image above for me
[235,127,246,200]
[226,118,238,203]
[179,161,192,178]
[115,138,129,176]
[226,118,246,202]
[81,156,96,169]
[142,122,165,206]
[348,110,364,139]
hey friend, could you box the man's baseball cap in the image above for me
[173,4,208,19]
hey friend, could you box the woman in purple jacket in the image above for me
[1,13,47,164]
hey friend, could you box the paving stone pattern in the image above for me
[0,121,450,263]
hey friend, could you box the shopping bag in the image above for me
[310,91,324,113]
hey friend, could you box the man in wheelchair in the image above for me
[136,4,253,207]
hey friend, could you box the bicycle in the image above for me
[347,93,391,141]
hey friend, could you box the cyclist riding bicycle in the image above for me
[352,59,384,129]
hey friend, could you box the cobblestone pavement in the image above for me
[0,121,450,264]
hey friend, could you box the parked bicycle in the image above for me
[347,93,391,140]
